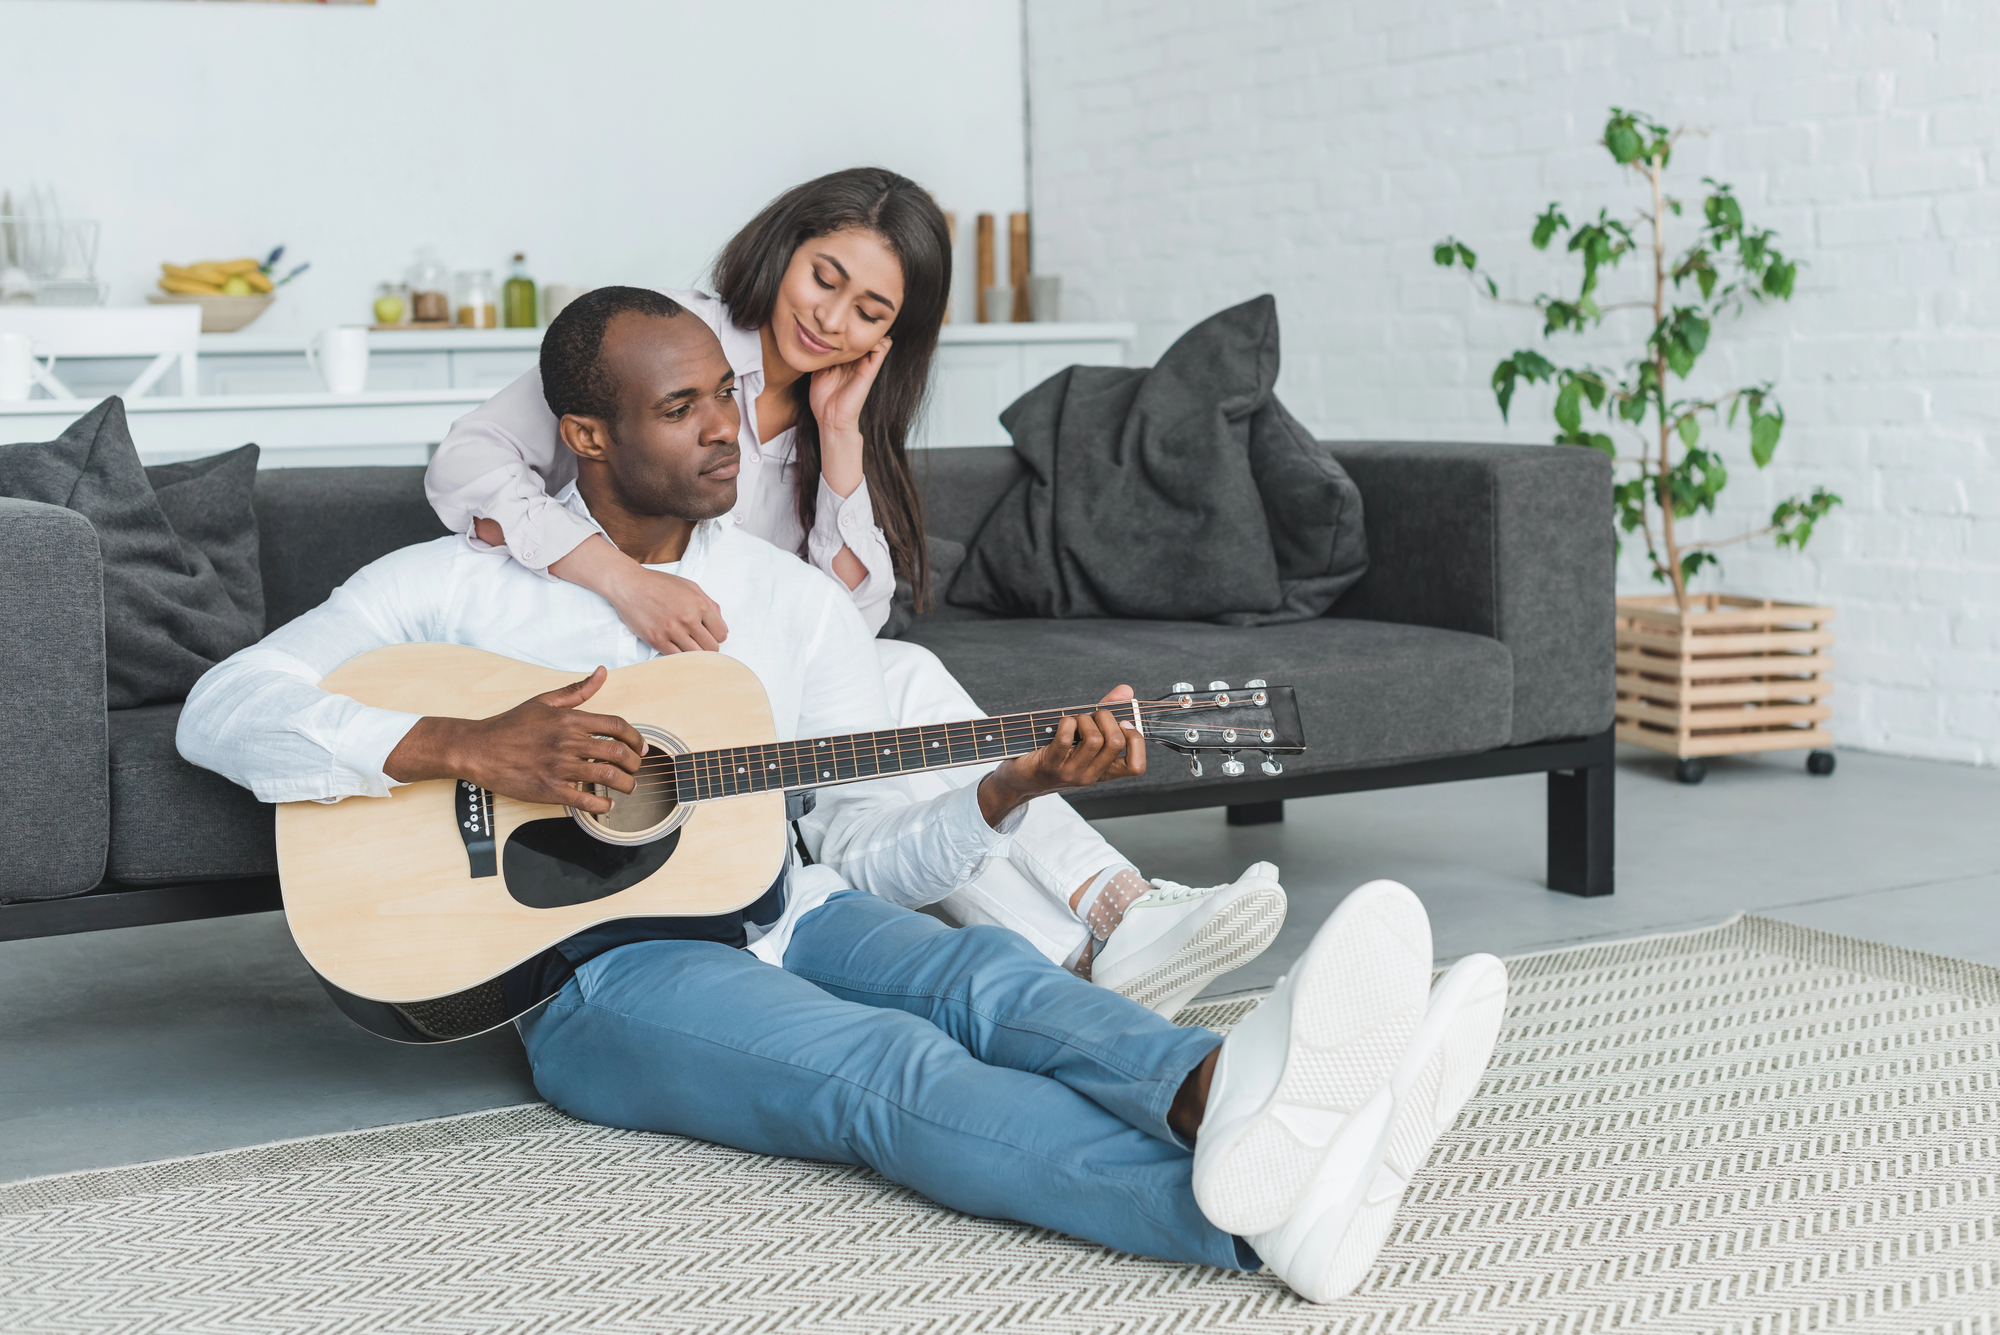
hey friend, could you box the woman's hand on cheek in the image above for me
[606,566,729,654]
[807,335,892,441]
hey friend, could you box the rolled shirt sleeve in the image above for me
[804,475,897,635]
[425,368,595,578]
[176,546,447,804]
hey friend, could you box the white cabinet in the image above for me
[451,349,540,389]
[23,324,1135,462]
[918,327,1132,449]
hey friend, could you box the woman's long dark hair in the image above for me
[713,167,950,606]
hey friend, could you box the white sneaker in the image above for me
[1250,952,1509,1303]
[1090,863,1288,1017]
[1189,879,1432,1238]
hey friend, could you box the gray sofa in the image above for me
[0,440,1614,941]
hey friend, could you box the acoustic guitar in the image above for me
[276,643,1306,1043]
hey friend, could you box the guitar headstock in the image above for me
[1135,679,1306,779]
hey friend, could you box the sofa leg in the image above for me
[1546,765,1613,896]
[1226,801,1285,826]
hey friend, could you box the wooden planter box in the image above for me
[1615,594,1834,760]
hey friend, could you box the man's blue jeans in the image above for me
[517,891,1249,1269]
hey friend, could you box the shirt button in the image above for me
[734,514,745,525]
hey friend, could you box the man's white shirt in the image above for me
[176,484,1020,964]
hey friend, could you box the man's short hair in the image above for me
[540,286,686,421]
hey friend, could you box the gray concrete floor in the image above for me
[4,745,1996,1184]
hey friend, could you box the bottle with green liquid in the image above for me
[502,253,538,328]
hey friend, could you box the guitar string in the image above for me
[597,699,1286,800]
[604,701,1273,776]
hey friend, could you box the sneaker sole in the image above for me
[1107,880,1287,1017]
[1307,953,1509,1300]
[1192,880,1432,1237]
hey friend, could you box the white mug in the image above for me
[0,331,55,402]
[306,325,370,394]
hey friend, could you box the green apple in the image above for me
[221,275,254,296]
[373,295,406,325]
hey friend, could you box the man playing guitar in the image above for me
[178,287,1506,1303]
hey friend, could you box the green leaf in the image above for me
[1665,337,1696,378]
[1433,241,1458,267]
[1580,375,1606,409]
[1532,205,1568,250]
[1682,314,1710,355]
[1586,432,1616,457]
[1455,242,1478,270]
[1492,359,1518,420]
[1749,406,1783,466]
[1555,381,1584,433]
[1697,264,1717,300]
[1772,487,1842,549]
[1606,117,1643,165]
[1513,349,1557,380]
[1677,415,1700,446]
[1763,260,1796,299]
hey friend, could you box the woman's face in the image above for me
[767,227,905,375]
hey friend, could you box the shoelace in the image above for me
[1135,878,1221,908]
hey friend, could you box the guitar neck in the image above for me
[668,700,1141,804]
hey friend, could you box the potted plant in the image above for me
[1435,109,1841,784]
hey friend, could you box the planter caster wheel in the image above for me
[1675,758,1707,785]
[1807,750,1836,776]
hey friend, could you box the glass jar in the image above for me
[373,281,410,326]
[407,247,451,325]
[456,269,498,329]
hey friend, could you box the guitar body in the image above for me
[276,644,787,1006]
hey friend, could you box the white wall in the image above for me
[1028,0,2000,765]
[2,0,1026,338]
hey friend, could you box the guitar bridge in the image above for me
[456,780,497,878]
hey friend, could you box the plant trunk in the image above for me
[1648,161,1688,611]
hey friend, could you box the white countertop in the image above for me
[198,321,1136,355]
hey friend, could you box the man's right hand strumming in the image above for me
[382,665,647,815]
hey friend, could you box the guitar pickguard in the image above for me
[501,817,683,909]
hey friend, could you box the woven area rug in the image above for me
[4,914,1996,1334]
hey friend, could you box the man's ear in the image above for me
[558,413,612,462]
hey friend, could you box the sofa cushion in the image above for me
[902,617,1512,794]
[949,297,1368,625]
[254,466,450,631]
[0,398,262,708]
[107,704,275,884]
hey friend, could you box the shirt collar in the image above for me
[554,482,721,572]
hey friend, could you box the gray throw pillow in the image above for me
[877,536,968,639]
[0,397,262,708]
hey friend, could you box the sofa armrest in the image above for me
[0,497,108,899]
[1325,441,1613,747]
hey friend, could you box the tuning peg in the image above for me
[1220,750,1245,777]
[1245,678,1267,688]
[1170,681,1194,694]
[1260,752,1284,776]
[1208,680,1230,691]
[1187,754,1204,779]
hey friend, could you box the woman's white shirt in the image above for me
[424,288,898,634]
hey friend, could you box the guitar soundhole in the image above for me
[503,818,682,909]
[589,779,676,834]
[572,724,689,846]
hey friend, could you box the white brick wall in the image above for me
[1027,0,2000,765]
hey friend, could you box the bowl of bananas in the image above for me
[147,246,311,332]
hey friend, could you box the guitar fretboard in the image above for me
[662,703,1132,804]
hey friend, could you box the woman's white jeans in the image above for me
[875,639,1127,965]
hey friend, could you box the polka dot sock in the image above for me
[1065,865,1150,980]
